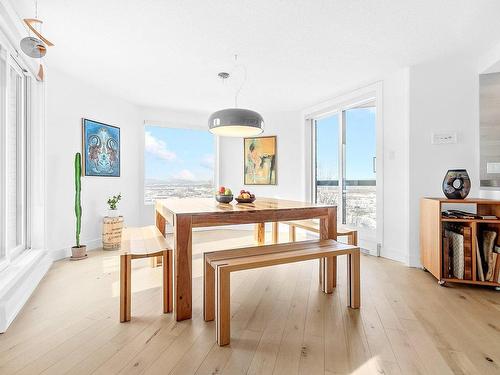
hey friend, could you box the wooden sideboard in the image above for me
[420,197,500,287]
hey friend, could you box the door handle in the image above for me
[373,156,376,173]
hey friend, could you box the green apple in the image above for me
[225,188,232,195]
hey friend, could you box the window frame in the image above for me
[0,46,32,271]
[304,83,383,255]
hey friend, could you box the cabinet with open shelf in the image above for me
[420,198,500,288]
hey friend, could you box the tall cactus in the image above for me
[75,153,82,247]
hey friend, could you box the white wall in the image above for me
[407,55,479,266]
[218,111,304,200]
[380,68,410,263]
[46,68,143,258]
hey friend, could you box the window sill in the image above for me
[0,249,52,332]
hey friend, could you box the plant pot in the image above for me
[71,245,87,261]
[108,209,120,217]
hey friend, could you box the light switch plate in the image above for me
[487,162,500,174]
[431,132,457,144]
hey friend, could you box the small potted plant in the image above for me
[107,193,122,217]
[71,152,87,260]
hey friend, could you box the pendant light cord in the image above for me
[233,54,247,108]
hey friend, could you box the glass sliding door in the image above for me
[314,113,340,211]
[344,102,376,235]
[313,99,377,243]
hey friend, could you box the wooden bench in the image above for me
[203,239,360,346]
[279,219,358,245]
[120,226,173,322]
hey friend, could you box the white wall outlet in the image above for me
[431,132,457,145]
[487,162,500,174]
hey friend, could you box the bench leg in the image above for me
[272,222,279,244]
[321,256,336,293]
[347,251,360,308]
[120,254,132,322]
[347,231,358,246]
[216,266,230,346]
[153,211,166,268]
[289,225,296,242]
[151,256,162,268]
[204,254,215,321]
[163,250,173,313]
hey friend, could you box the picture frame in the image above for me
[244,135,277,185]
[82,118,121,177]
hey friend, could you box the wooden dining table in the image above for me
[155,197,337,321]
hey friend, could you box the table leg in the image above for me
[255,223,265,245]
[320,208,338,293]
[272,222,279,244]
[174,214,193,321]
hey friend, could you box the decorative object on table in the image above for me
[19,1,54,81]
[445,229,464,279]
[215,186,233,203]
[208,55,264,137]
[442,169,470,199]
[102,216,124,250]
[244,135,277,185]
[82,118,120,177]
[482,230,497,281]
[71,153,87,260]
[236,189,256,203]
[107,193,122,217]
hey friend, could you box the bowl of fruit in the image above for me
[215,186,233,203]
[236,190,256,203]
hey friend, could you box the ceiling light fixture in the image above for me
[19,0,54,81]
[208,56,264,137]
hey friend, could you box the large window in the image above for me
[144,125,215,203]
[0,48,31,269]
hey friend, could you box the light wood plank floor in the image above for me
[1,229,500,374]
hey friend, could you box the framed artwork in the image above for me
[244,135,277,185]
[82,118,120,177]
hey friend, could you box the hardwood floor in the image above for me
[1,229,500,374]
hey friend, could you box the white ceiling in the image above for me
[12,0,500,112]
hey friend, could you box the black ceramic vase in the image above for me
[442,169,471,199]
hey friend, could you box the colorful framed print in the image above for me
[82,118,120,177]
[244,135,277,185]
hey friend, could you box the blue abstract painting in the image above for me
[82,119,120,177]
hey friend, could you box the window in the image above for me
[144,125,215,203]
[313,100,377,233]
[0,49,31,269]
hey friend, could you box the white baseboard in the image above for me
[0,249,52,333]
[50,238,101,261]
[380,247,408,265]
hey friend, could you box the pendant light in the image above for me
[19,0,54,81]
[208,57,264,137]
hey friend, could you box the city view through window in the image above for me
[144,126,215,203]
[315,106,376,230]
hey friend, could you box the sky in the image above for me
[144,125,214,182]
[316,107,376,181]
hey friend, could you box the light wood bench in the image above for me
[204,239,360,346]
[279,219,358,245]
[120,226,173,322]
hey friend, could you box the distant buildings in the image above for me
[145,182,214,203]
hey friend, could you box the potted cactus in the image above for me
[71,152,87,260]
